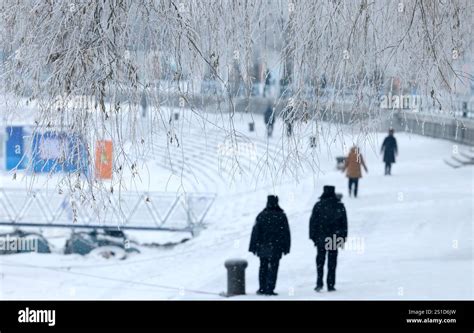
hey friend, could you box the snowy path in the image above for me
[0,114,472,300]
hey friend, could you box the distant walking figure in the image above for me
[249,195,291,296]
[140,91,148,118]
[263,69,272,97]
[264,103,275,137]
[282,101,295,137]
[381,128,398,175]
[343,146,368,198]
[309,186,348,292]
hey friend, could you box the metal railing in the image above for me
[0,188,216,236]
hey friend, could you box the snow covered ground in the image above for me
[0,111,472,300]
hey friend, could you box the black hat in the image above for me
[320,185,336,198]
[267,195,279,206]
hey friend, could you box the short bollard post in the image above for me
[224,259,248,296]
[336,156,346,170]
[248,122,255,132]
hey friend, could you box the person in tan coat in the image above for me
[343,146,368,198]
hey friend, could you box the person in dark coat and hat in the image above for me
[309,186,348,292]
[381,128,398,175]
[249,195,291,296]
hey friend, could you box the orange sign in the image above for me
[95,140,113,179]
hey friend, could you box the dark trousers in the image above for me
[385,162,392,175]
[316,245,338,288]
[348,178,359,197]
[259,257,280,293]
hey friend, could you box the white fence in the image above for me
[0,188,216,235]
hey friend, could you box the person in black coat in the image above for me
[249,195,291,296]
[309,186,348,292]
[264,103,275,137]
[381,128,398,175]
